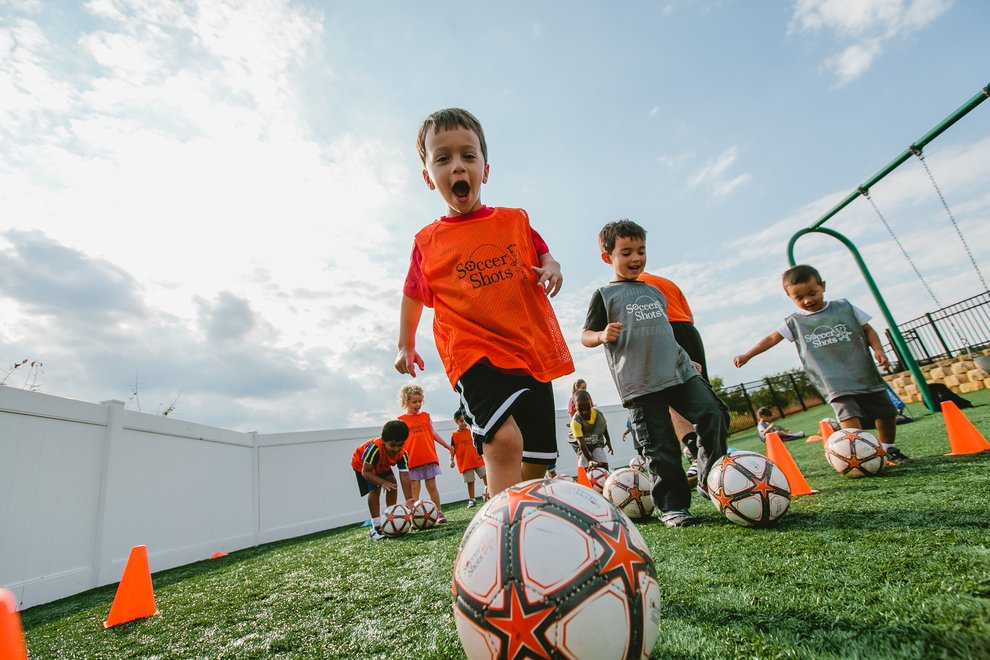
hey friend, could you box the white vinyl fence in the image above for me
[0,387,637,610]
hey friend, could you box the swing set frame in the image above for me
[787,83,990,413]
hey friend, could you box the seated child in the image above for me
[569,390,613,469]
[449,409,488,507]
[351,420,413,541]
[734,264,909,465]
[582,219,728,528]
[755,406,806,442]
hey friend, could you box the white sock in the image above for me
[372,516,382,528]
[881,443,895,450]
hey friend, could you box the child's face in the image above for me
[576,382,587,391]
[577,398,593,419]
[785,278,826,313]
[405,393,424,414]
[455,416,468,430]
[384,440,406,457]
[421,125,489,217]
[602,235,646,281]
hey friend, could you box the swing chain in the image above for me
[859,187,942,308]
[910,148,989,292]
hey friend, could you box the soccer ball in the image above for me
[380,503,413,538]
[586,465,610,493]
[412,499,440,530]
[603,467,655,520]
[705,451,791,528]
[452,479,661,659]
[824,429,886,478]
[629,455,649,474]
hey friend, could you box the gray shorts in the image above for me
[572,445,608,468]
[408,462,441,481]
[460,466,487,483]
[830,391,898,423]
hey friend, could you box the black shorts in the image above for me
[455,362,558,465]
[354,469,395,497]
[670,321,708,381]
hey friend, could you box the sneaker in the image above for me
[885,445,911,466]
[437,512,448,525]
[685,459,699,488]
[369,527,386,541]
[467,499,476,508]
[660,509,699,528]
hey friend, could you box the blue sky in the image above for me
[1,0,988,432]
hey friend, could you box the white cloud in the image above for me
[686,146,751,199]
[790,0,953,86]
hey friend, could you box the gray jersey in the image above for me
[784,298,886,402]
[595,281,698,405]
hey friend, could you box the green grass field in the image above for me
[20,392,990,658]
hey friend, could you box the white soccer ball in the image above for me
[586,465,610,493]
[603,467,655,520]
[412,499,440,530]
[824,429,886,478]
[452,479,661,659]
[629,455,649,474]
[705,451,791,528]
[380,503,413,538]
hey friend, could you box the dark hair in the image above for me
[598,219,646,254]
[453,409,465,421]
[574,390,593,404]
[782,264,822,288]
[381,420,410,443]
[757,407,773,417]
[416,108,488,165]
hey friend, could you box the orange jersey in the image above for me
[637,272,693,323]
[451,428,484,473]
[350,437,409,474]
[398,412,439,469]
[414,207,574,387]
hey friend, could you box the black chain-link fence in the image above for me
[712,369,824,434]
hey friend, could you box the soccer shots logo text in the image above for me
[626,297,666,322]
[803,323,853,348]
[455,244,528,289]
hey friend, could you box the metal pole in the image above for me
[788,226,937,412]
[787,372,808,411]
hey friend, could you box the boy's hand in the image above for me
[874,351,889,369]
[394,346,425,377]
[600,322,623,344]
[733,354,749,368]
[381,481,397,492]
[449,458,455,468]
[692,361,703,374]
[532,262,563,298]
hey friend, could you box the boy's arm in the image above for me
[395,295,426,377]
[398,469,412,504]
[733,331,785,367]
[582,323,623,348]
[532,252,563,298]
[362,464,396,491]
[576,436,594,462]
[603,428,613,454]
[862,323,889,370]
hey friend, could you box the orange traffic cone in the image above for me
[576,465,592,488]
[817,419,836,441]
[765,432,819,496]
[805,434,822,443]
[104,545,158,628]
[0,588,28,660]
[209,552,228,559]
[942,401,990,456]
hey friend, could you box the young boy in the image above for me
[449,409,488,507]
[351,420,413,541]
[756,406,806,442]
[395,108,574,496]
[582,219,728,528]
[734,264,909,464]
[569,390,613,469]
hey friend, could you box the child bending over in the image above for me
[351,420,413,541]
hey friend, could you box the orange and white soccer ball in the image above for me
[452,479,661,659]
[705,451,791,528]
[412,499,440,530]
[824,429,886,478]
[603,467,655,520]
[380,503,413,538]
[586,465,610,493]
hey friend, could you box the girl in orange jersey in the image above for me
[397,384,454,524]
